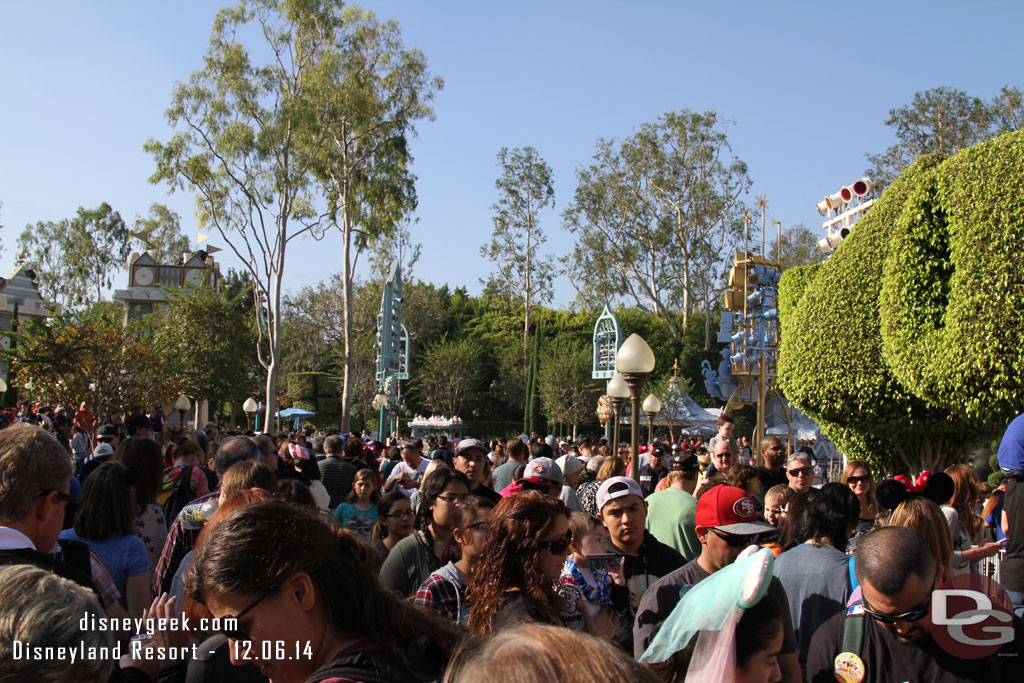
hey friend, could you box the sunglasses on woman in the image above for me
[215,593,269,641]
[538,531,572,554]
[846,475,871,484]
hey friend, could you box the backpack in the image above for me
[163,464,196,526]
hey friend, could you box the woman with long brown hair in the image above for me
[185,500,459,683]
[840,460,878,555]
[467,491,571,635]
[943,464,1004,574]
[112,436,167,571]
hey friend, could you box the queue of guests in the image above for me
[0,420,1022,683]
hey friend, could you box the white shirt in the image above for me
[0,525,36,550]
[387,459,429,496]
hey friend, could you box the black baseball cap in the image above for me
[669,453,699,472]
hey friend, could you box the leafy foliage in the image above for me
[781,131,1024,474]
[879,129,1024,428]
[146,0,441,431]
[480,146,556,348]
[16,203,130,311]
[149,284,261,410]
[7,302,176,423]
[563,110,749,336]
[866,85,1024,189]
[413,336,486,417]
[768,224,825,271]
[132,203,192,263]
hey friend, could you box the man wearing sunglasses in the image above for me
[786,452,815,495]
[807,526,1024,682]
[634,484,803,683]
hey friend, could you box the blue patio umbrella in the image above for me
[277,407,316,429]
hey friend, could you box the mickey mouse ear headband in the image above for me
[875,470,954,511]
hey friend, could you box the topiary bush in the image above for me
[778,131,1024,474]
[880,130,1024,427]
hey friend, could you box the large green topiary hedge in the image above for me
[777,131,1024,474]
[880,130,1024,426]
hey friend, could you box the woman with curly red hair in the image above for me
[467,490,571,635]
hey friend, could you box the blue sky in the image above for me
[2,1,1021,306]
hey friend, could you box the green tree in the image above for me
[992,86,1024,133]
[537,337,601,439]
[768,223,825,271]
[865,85,1024,189]
[367,219,422,279]
[16,203,130,310]
[6,302,176,429]
[414,337,485,417]
[480,147,556,353]
[564,111,749,337]
[147,0,440,432]
[149,284,261,415]
[131,203,192,263]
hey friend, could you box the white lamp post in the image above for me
[175,394,192,434]
[616,333,656,482]
[643,393,662,447]
[243,396,258,432]
[607,373,630,457]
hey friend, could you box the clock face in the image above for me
[185,269,205,286]
[0,336,9,351]
[135,266,155,287]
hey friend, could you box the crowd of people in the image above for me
[0,404,1022,682]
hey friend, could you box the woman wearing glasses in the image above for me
[185,499,459,683]
[379,469,471,597]
[467,490,572,635]
[841,460,878,555]
[372,490,415,562]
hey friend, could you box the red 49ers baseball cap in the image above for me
[695,485,774,535]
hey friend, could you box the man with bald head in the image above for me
[807,526,1024,682]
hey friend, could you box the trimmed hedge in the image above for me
[881,130,1024,428]
[778,152,986,473]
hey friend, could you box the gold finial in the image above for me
[672,358,680,377]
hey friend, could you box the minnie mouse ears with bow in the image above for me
[875,470,954,511]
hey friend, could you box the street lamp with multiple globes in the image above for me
[643,393,662,447]
[242,396,258,432]
[606,373,630,456]
[616,333,656,483]
[174,394,192,434]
